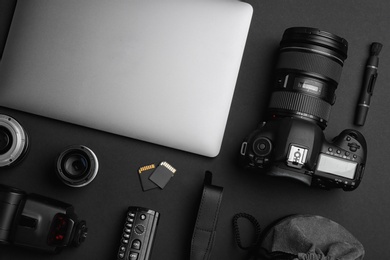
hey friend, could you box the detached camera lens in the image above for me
[0,127,13,153]
[0,115,29,167]
[56,145,98,187]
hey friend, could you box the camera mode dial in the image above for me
[240,135,273,169]
[252,137,272,157]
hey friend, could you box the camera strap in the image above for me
[190,171,224,260]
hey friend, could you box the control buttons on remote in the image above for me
[132,239,141,250]
[126,223,133,229]
[134,224,145,235]
[129,252,139,260]
[118,247,126,259]
[116,207,159,260]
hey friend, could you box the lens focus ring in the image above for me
[269,91,332,123]
[277,50,343,83]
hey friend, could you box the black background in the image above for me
[1,0,390,259]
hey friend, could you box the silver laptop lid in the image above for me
[0,0,253,157]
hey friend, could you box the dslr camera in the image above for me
[0,184,87,253]
[240,27,367,191]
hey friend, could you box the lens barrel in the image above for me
[56,145,99,188]
[268,27,348,129]
[0,115,29,167]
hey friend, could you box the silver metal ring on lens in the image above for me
[0,114,29,167]
[56,145,99,188]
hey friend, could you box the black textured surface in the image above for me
[1,0,390,259]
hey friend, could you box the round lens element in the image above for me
[0,115,29,167]
[63,154,89,177]
[56,145,98,187]
[0,126,13,154]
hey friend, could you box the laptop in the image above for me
[0,0,253,157]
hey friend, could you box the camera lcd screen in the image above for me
[316,154,357,179]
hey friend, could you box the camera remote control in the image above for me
[116,207,160,260]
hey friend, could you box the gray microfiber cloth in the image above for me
[260,215,365,260]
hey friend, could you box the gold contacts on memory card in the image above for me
[149,162,176,189]
[138,164,158,191]
[138,164,156,174]
[138,162,177,191]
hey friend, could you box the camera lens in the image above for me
[0,127,13,154]
[63,154,89,177]
[0,115,29,167]
[56,145,98,187]
[268,27,348,129]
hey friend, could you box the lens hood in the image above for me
[280,27,348,63]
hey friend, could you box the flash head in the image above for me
[0,184,87,253]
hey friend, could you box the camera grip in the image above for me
[331,129,367,160]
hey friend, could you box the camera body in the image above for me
[240,117,367,190]
[0,184,87,253]
[239,27,368,191]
